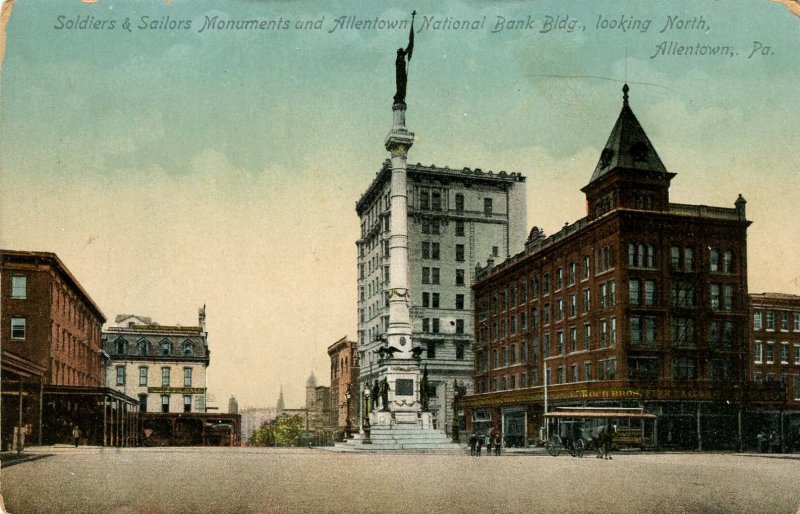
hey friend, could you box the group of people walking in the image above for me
[469,432,501,456]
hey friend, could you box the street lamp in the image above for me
[362,384,372,444]
[345,387,352,438]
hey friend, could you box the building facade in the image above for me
[103,311,209,415]
[356,161,527,433]
[1,250,136,448]
[461,86,771,450]
[748,293,800,450]
[101,308,238,446]
[328,336,358,433]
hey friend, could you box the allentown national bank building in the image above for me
[460,85,783,451]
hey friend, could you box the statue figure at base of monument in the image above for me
[380,377,390,411]
[370,379,380,410]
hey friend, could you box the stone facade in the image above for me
[356,162,527,433]
[102,310,209,415]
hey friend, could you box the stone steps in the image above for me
[332,427,464,451]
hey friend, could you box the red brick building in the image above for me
[1,250,136,448]
[461,86,774,450]
[328,336,359,436]
[748,293,800,450]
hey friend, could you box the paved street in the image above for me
[1,447,799,513]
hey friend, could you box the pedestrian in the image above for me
[71,424,80,448]
[494,432,501,456]
[469,432,477,456]
[756,431,766,453]
[476,433,483,456]
[602,424,616,460]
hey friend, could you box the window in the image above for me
[431,243,440,260]
[710,249,719,272]
[161,395,170,413]
[754,342,763,363]
[600,319,608,347]
[582,256,590,280]
[455,294,464,310]
[556,299,564,321]
[583,289,591,313]
[432,268,440,285]
[456,343,465,360]
[455,193,464,212]
[162,367,171,387]
[182,341,193,357]
[644,280,657,306]
[795,313,800,332]
[795,376,800,401]
[422,242,430,259]
[431,191,442,211]
[138,341,148,356]
[432,318,440,333]
[531,278,539,298]
[555,267,563,290]
[766,342,775,364]
[583,324,591,351]
[160,341,171,356]
[673,357,697,380]
[11,275,27,299]
[456,319,465,334]
[722,251,733,273]
[568,263,577,285]
[116,366,126,386]
[543,273,550,294]
[183,395,192,413]
[455,220,465,237]
[569,294,577,317]
[420,190,430,210]
[708,321,733,351]
[422,292,430,308]
[422,267,430,284]
[432,293,440,308]
[455,244,465,262]
[427,341,436,359]
[492,246,499,257]
[670,281,695,307]
[570,326,577,353]
[671,317,694,348]
[139,367,148,386]
[781,343,789,364]
[754,311,762,331]
[766,311,775,330]
[10,317,26,340]
[184,368,193,387]
[483,198,493,215]
[138,394,148,413]
[455,269,465,286]
[629,357,659,380]
[628,243,656,268]
[781,312,790,331]
[629,279,641,305]
[795,344,800,365]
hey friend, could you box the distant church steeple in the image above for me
[581,84,676,219]
[277,386,285,412]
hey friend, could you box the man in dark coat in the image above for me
[469,433,477,456]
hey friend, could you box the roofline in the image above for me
[0,249,106,322]
[355,161,526,215]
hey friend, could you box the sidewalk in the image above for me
[0,451,50,468]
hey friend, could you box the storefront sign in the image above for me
[147,387,205,394]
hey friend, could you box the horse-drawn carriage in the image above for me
[543,407,657,457]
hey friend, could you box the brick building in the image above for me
[461,85,775,450]
[328,336,358,435]
[748,293,800,450]
[1,250,136,448]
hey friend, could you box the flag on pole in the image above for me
[407,11,415,61]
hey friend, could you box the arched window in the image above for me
[182,341,193,357]
[115,338,126,355]
[160,340,172,356]
[138,340,149,356]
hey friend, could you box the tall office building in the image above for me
[356,161,527,432]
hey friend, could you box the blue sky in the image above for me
[1,0,798,408]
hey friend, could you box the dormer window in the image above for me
[599,148,614,169]
[182,341,194,357]
[160,341,172,356]
[115,339,127,354]
[630,141,649,162]
[138,340,149,356]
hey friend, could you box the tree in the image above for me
[249,414,304,447]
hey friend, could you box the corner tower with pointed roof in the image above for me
[581,84,676,220]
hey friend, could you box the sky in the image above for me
[1,0,798,410]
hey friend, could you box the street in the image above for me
[1,447,799,513]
